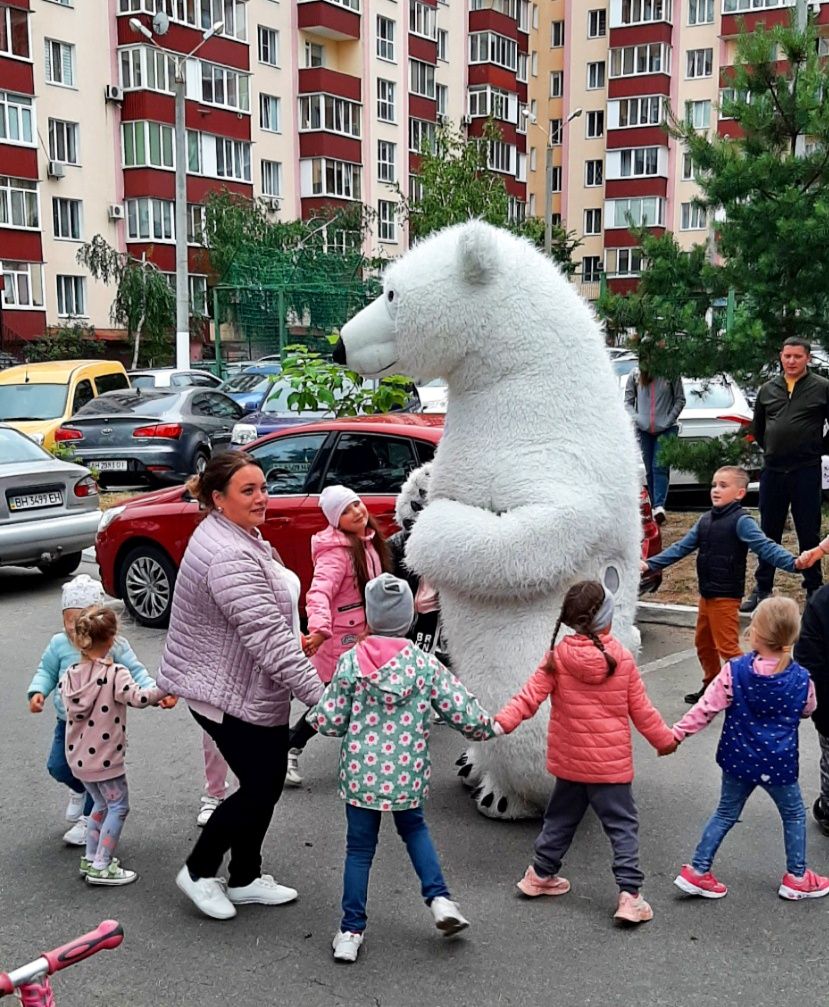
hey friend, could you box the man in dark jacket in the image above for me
[742,337,829,612]
[793,585,829,834]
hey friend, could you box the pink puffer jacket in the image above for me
[305,526,383,683]
[496,633,674,784]
[157,512,323,725]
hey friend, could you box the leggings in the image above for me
[84,776,130,869]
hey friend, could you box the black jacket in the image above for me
[793,584,829,736]
[696,502,748,600]
[753,371,829,472]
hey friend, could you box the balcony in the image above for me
[298,0,361,41]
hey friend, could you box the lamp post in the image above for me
[523,106,581,257]
[128,17,223,369]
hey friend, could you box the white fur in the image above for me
[339,221,642,819]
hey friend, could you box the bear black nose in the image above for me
[332,337,346,365]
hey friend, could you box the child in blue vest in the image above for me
[641,465,814,704]
[671,596,829,901]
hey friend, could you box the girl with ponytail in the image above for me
[495,580,676,926]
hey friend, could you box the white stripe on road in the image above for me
[639,648,698,676]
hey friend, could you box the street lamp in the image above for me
[522,106,581,257]
[129,16,223,369]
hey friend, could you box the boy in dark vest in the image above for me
[641,466,811,703]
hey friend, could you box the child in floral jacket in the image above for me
[307,573,500,963]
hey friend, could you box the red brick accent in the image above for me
[116,15,249,69]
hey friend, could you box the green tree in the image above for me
[25,322,103,362]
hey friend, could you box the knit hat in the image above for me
[61,574,104,611]
[365,574,415,636]
[588,585,615,634]
[319,484,361,528]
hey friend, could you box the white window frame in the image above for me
[48,118,79,163]
[409,0,437,40]
[688,0,714,24]
[377,199,397,242]
[686,47,713,79]
[305,41,324,67]
[609,42,670,78]
[257,26,279,67]
[550,165,562,191]
[681,150,693,180]
[121,120,175,169]
[0,92,34,146]
[614,247,644,276]
[584,208,602,235]
[612,95,664,128]
[56,275,86,317]
[437,28,448,61]
[581,256,602,282]
[685,99,711,129]
[0,6,30,60]
[409,59,435,99]
[606,196,665,228]
[587,9,606,38]
[307,157,362,200]
[215,136,252,181]
[681,201,707,230]
[550,118,562,144]
[585,158,603,186]
[298,93,361,138]
[586,110,604,138]
[126,197,175,242]
[377,140,396,183]
[377,15,395,61]
[617,0,671,25]
[44,38,75,87]
[436,83,448,116]
[586,61,605,89]
[619,146,659,177]
[1,261,45,310]
[468,31,518,72]
[377,78,396,123]
[409,118,436,154]
[551,20,564,46]
[119,44,176,94]
[52,197,82,240]
[261,159,282,197]
[0,176,39,230]
[260,93,281,132]
[549,70,563,98]
[117,0,248,42]
[200,61,251,112]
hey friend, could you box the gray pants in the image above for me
[819,733,829,803]
[534,778,644,894]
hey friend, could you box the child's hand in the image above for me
[657,739,679,757]
[639,560,650,576]
[302,632,325,657]
[493,721,505,736]
[158,695,178,709]
[796,549,821,570]
[28,693,45,714]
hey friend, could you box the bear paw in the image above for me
[455,750,481,789]
[469,773,539,821]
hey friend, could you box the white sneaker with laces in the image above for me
[332,930,363,963]
[65,790,86,823]
[430,896,469,936]
[285,749,303,787]
[197,796,221,827]
[62,816,87,847]
[227,874,298,906]
[175,866,237,920]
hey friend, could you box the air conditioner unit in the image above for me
[47,160,65,180]
[437,114,448,126]
[108,203,125,221]
[461,113,472,126]
[264,196,281,211]
[105,84,124,103]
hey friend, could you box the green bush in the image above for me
[26,323,103,363]
[659,430,762,486]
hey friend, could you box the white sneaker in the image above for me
[285,749,303,787]
[65,790,86,823]
[175,866,237,920]
[85,862,138,887]
[430,896,469,936]
[227,873,298,906]
[197,796,221,827]
[62,816,87,847]
[332,930,364,963]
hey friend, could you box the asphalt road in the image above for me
[1,561,826,1007]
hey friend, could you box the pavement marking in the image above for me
[639,648,698,676]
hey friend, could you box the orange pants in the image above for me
[695,597,742,685]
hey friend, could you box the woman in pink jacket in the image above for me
[495,580,677,926]
[287,485,390,784]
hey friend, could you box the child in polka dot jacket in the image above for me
[60,605,168,887]
[307,573,500,963]
[672,597,829,902]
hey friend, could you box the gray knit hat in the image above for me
[365,574,415,636]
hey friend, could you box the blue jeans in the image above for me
[341,804,450,934]
[637,426,678,509]
[692,772,806,876]
[47,719,93,816]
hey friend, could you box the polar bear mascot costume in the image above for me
[334,220,641,819]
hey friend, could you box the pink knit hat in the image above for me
[319,485,361,528]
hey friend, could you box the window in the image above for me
[585,159,603,186]
[122,121,174,168]
[549,71,563,97]
[531,51,538,76]
[488,139,514,174]
[260,93,280,132]
[119,45,176,93]
[323,434,418,495]
[409,118,436,153]
[261,159,282,196]
[587,9,606,37]
[517,52,528,81]
[613,95,663,127]
[377,79,396,122]
[618,0,671,24]
[722,0,785,11]
[126,197,175,241]
[377,140,396,183]
[469,32,518,71]
[257,26,279,66]
[48,119,78,163]
[586,110,604,138]
[307,157,362,200]
[216,137,252,180]
[437,29,448,61]
[305,41,324,67]
[550,165,562,191]
[685,99,711,129]
[681,201,706,229]
[201,62,250,112]
[187,130,202,172]
[582,257,602,282]
[550,118,562,144]
[410,59,435,99]
[377,16,395,60]
[71,379,94,413]
[606,196,665,228]
[587,61,605,89]
[619,147,659,177]
[187,203,206,244]
[190,275,208,315]
[551,20,564,46]
[409,0,437,39]
[248,432,328,495]
[118,0,248,40]
[532,3,539,28]
[468,85,512,120]
[56,275,86,317]
[377,200,396,242]
[609,42,670,78]
[0,177,38,229]
[95,372,130,395]
[616,247,644,275]
[1,261,44,308]
[299,94,361,137]
[686,48,712,78]
[52,198,81,240]
[44,39,75,86]
[688,0,714,23]
[584,208,601,235]
[682,150,693,180]
[436,83,448,117]
[0,6,29,59]
[519,0,530,31]
[0,92,33,145]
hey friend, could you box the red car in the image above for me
[96,414,662,627]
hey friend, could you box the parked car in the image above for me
[0,352,19,371]
[128,368,223,390]
[0,425,100,577]
[219,363,283,414]
[0,360,131,450]
[230,378,331,445]
[55,387,244,489]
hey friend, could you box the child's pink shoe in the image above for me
[674,865,728,899]
[516,865,570,897]
[778,869,829,900]
[613,892,653,925]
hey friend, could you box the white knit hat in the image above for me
[319,485,361,528]
[61,574,104,611]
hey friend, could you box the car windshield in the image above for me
[0,426,51,462]
[0,383,69,421]
[611,358,639,378]
[683,381,735,409]
[261,382,327,417]
[224,372,270,393]
[129,374,157,389]
[74,391,182,417]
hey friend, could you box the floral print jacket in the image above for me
[308,638,497,811]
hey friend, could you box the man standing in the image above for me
[742,337,829,612]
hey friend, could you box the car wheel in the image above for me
[193,448,210,476]
[119,545,176,628]
[37,552,83,578]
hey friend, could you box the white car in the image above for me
[128,368,223,389]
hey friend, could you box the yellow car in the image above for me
[0,360,130,450]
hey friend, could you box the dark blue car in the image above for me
[219,363,283,414]
[230,378,329,447]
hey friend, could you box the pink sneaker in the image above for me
[674,865,728,899]
[778,869,829,900]
[613,891,653,925]
[516,865,571,898]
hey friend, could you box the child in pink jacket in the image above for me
[495,580,676,926]
[287,485,389,784]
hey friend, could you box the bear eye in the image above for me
[387,289,395,302]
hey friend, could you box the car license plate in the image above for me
[92,460,128,472]
[9,491,64,511]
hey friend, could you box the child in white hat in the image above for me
[26,574,157,846]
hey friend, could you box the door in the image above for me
[188,392,235,450]
[203,392,243,449]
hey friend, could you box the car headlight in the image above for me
[232,423,258,445]
[98,504,126,533]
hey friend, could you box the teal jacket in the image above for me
[28,632,154,721]
[308,636,496,811]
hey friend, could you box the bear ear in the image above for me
[457,220,500,286]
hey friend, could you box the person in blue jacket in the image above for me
[26,575,156,847]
